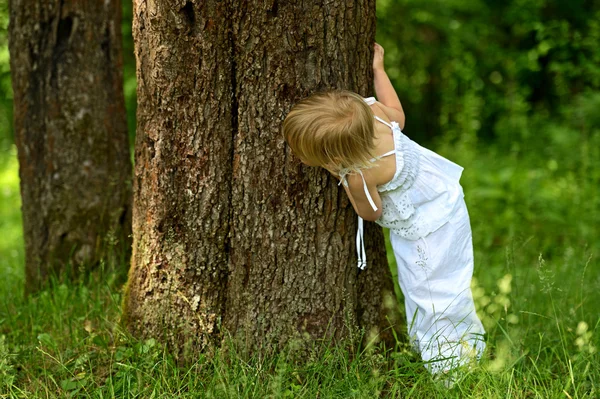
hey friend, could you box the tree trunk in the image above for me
[8,0,132,293]
[225,0,396,350]
[123,0,234,356]
[124,0,398,359]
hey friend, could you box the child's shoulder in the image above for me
[345,160,394,189]
[361,95,405,130]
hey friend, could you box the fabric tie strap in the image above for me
[358,170,378,213]
[356,216,367,270]
[339,171,377,270]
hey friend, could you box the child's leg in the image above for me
[390,199,486,375]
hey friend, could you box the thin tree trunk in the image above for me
[9,0,132,293]
[124,0,398,359]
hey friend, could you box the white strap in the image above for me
[378,149,396,158]
[363,97,377,105]
[338,175,348,188]
[355,171,377,270]
[339,171,378,212]
[338,178,368,270]
[356,216,367,270]
[339,169,376,271]
[358,170,378,212]
[374,115,393,129]
[369,150,396,163]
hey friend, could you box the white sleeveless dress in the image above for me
[339,96,486,375]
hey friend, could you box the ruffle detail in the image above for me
[373,123,428,240]
[377,124,420,193]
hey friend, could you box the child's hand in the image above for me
[373,43,385,72]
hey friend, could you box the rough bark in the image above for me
[123,0,233,356]
[124,0,398,359]
[8,0,132,293]
[225,0,397,350]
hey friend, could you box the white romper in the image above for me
[339,97,486,374]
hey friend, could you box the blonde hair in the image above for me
[282,90,376,175]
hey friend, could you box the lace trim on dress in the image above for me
[378,194,429,241]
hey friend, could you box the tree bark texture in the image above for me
[123,0,234,356]
[124,0,398,358]
[9,0,132,293]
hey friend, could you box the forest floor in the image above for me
[1,132,599,398]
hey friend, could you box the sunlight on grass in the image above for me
[0,146,24,297]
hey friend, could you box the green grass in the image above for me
[1,118,599,398]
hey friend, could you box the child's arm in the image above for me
[373,43,406,129]
[342,169,382,221]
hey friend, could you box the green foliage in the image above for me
[0,335,16,392]
[377,0,600,145]
[0,0,12,158]
[0,147,22,287]
[121,0,137,150]
[454,91,600,256]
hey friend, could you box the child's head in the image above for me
[282,90,376,175]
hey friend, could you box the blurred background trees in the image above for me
[7,0,132,292]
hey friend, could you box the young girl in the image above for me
[282,43,486,377]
